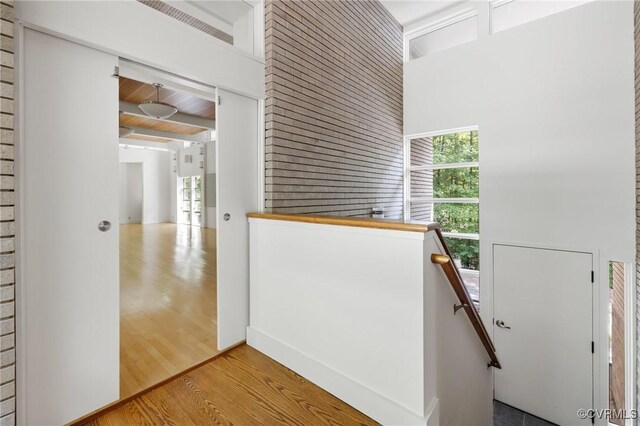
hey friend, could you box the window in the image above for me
[491,0,591,34]
[178,175,203,226]
[405,12,478,61]
[406,130,480,289]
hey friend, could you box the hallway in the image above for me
[120,224,218,397]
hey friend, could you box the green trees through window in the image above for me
[409,130,479,270]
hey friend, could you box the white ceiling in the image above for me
[380,0,464,26]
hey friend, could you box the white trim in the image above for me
[403,135,412,221]
[442,232,480,241]
[403,8,479,63]
[257,98,266,212]
[409,161,479,171]
[409,198,479,204]
[247,327,430,425]
[406,126,479,141]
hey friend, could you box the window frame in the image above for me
[404,127,480,268]
[403,8,479,62]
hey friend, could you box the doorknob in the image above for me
[223,213,230,221]
[98,220,112,232]
[496,320,511,329]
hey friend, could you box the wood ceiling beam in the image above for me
[119,101,215,130]
[124,126,209,143]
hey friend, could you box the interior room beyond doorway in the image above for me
[118,74,218,398]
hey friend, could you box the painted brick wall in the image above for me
[611,262,625,419]
[409,137,433,221]
[264,0,404,218]
[636,0,640,416]
[0,1,15,425]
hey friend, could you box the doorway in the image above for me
[117,73,219,398]
[493,244,593,425]
[20,28,260,424]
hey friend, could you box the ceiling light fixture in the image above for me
[138,83,178,119]
[119,126,134,137]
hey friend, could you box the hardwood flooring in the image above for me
[120,223,219,398]
[83,344,377,426]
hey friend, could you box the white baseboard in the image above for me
[247,327,432,426]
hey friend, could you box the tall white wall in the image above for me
[119,162,143,224]
[405,0,634,293]
[119,144,175,224]
[405,5,634,414]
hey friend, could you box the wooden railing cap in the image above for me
[246,212,440,233]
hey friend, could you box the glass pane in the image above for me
[409,201,433,222]
[434,203,479,234]
[181,201,191,212]
[194,212,201,227]
[445,237,479,271]
[193,201,202,213]
[492,1,590,34]
[184,178,191,188]
[194,176,202,200]
[410,137,433,167]
[410,170,433,199]
[433,167,479,198]
[409,15,478,60]
[433,131,478,164]
[182,211,191,224]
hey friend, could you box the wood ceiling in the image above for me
[119,114,206,136]
[119,77,215,119]
[119,77,215,143]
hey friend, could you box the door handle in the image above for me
[223,213,230,221]
[98,220,112,232]
[496,320,511,329]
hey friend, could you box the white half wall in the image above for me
[119,162,143,224]
[119,145,174,224]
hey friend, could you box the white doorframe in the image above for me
[14,21,265,425]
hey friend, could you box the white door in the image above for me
[22,29,119,424]
[494,244,593,425]
[215,89,258,349]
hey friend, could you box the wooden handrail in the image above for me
[432,229,501,369]
[247,212,439,233]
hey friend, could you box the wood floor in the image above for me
[83,344,378,426]
[120,223,219,398]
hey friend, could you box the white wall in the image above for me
[405,4,634,417]
[405,0,634,293]
[247,218,493,425]
[119,162,143,224]
[15,1,264,99]
[119,144,175,224]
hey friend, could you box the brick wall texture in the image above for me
[264,0,404,218]
[0,1,15,425]
[611,262,625,419]
[409,137,433,221]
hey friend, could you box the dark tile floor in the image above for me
[494,401,557,426]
